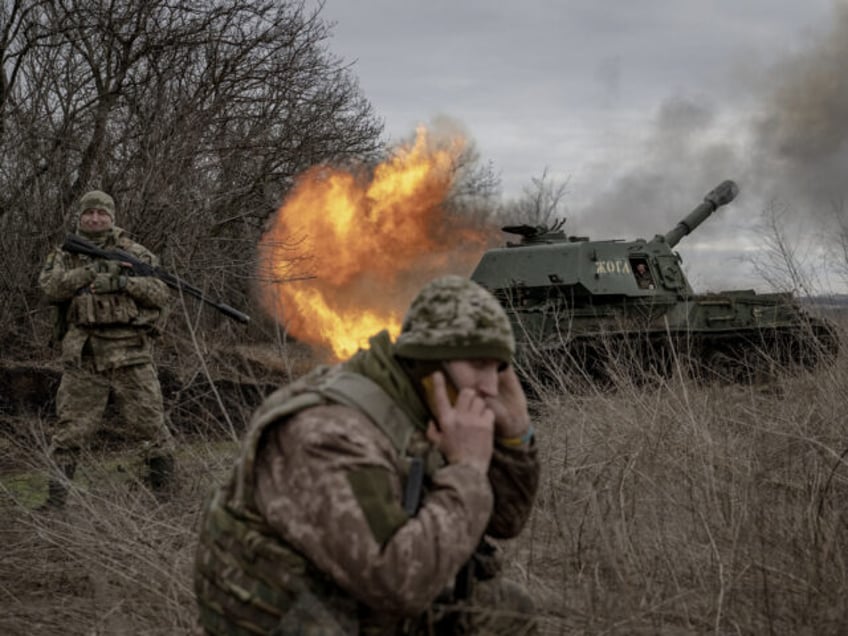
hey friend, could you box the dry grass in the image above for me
[507,335,848,634]
[3,333,848,634]
[0,438,236,636]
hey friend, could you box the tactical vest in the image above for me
[61,234,161,330]
[194,366,441,636]
[67,288,141,326]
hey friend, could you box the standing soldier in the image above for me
[194,275,540,635]
[39,190,175,507]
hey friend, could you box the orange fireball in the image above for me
[258,126,489,360]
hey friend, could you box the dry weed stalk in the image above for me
[508,324,848,634]
[1,323,848,634]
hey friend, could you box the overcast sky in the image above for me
[316,1,847,292]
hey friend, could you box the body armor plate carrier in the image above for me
[194,366,436,636]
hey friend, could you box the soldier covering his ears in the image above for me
[194,275,540,634]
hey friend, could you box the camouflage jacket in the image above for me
[194,336,539,634]
[253,394,539,616]
[39,227,169,370]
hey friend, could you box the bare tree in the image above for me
[827,199,848,287]
[497,167,570,228]
[0,0,384,356]
[747,200,823,297]
[445,143,501,229]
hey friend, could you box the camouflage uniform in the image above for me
[39,190,174,503]
[194,276,540,635]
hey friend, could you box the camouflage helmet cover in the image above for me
[394,275,515,363]
[78,190,116,220]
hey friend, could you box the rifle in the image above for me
[62,234,251,324]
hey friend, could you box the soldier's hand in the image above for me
[97,260,131,276]
[91,272,127,294]
[66,264,98,290]
[485,365,531,439]
[426,371,494,474]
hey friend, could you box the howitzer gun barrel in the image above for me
[664,180,739,248]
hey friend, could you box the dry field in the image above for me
[2,333,848,635]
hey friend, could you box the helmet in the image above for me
[395,275,514,363]
[78,190,115,220]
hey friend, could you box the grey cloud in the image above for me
[566,2,847,276]
[318,0,842,290]
[749,4,848,216]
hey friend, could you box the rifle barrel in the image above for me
[61,234,251,324]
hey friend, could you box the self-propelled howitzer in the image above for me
[470,180,838,383]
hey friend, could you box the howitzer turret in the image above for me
[471,180,837,386]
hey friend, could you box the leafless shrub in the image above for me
[496,167,570,228]
[748,200,825,298]
[0,0,384,360]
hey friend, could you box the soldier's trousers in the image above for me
[51,359,174,460]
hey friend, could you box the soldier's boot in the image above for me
[40,459,77,510]
[144,454,176,497]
